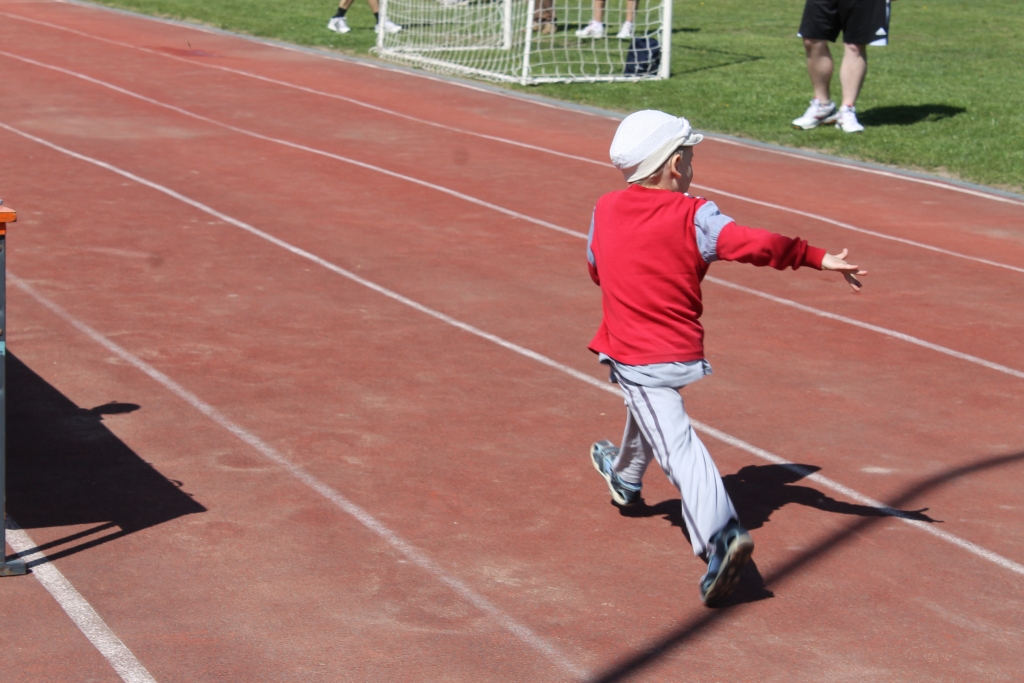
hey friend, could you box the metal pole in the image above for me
[1,201,26,576]
[502,0,514,50]
[521,0,536,84]
[377,0,388,51]
[658,0,673,79]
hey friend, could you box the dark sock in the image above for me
[333,7,347,17]
[374,11,379,23]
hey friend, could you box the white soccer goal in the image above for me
[373,0,672,84]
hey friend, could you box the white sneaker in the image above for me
[792,98,838,130]
[835,105,865,133]
[616,21,633,39]
[376,19,403,34]
[327,16,351,34]
[575,21,605,38]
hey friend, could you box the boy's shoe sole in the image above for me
[699,529,754,607]
[590,440,639,507]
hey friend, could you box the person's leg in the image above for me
[328,0,356,33]
[369,0,403,34]
[611,407,655,485]
[792,0,844,126]
[791,37,841,128]
[839,42,867,107]
[804,38,833,103]
[576,0,606,37]
[618,383,736,558]
[615,0,636,38]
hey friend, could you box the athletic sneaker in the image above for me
[616,21,634,39]
[376,19,403,34]
[575,21,605,38]
[791,98,839,130]
[835,105,865,133]
[699,521,754,606]
[327,16,351,34]
[591,440,642,507]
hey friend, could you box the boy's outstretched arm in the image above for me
[821,248,868,292]
[712,219,867,292]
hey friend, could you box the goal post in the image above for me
[375,0,672,85]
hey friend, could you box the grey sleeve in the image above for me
[586,211,597,268]
[694,200,734,264]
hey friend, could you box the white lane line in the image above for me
[3,67,1022,383]
[0,13,603,167]
[9,6,1024,211]
[5,518,160,683]
[693,185,1024,275]
[5,123,1023,581]
[8,275,587,680]
[0,50,582,241]
[53,0,610,117]
[706,135,1024,208]
[704,276,1024,380]
[688,430,1024,577]
[2,19,1023,277]
[4,80,1019,385]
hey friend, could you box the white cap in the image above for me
[609,110,703,183]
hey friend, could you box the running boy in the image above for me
[586,110,866,606]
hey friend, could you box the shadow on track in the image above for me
[725,463,937,529]
[592,450,1024,682]
[4,353,206,568]
[617,463,934,606]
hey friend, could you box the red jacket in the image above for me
[587,185,825,364]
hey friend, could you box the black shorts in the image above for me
[798,0,890,46]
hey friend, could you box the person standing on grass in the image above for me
[792,0,894,133]
[586,110,867,605]
[328,0,402,35]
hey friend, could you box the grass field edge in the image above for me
[55,0,1024,204]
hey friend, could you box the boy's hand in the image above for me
[821,248,867,292]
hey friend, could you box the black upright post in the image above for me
[1,202,26,576]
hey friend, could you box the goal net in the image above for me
[372,0,672,84]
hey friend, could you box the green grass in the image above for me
[95,0,1024,191]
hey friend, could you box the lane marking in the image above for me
[0,66,1021,381]
[5,518,160,683]
[8,5,1024,210]
[0,50,582,241]
[4,122,1022,580]
[0,13,604,165]
[707,135,1024,208]
[8,275,587,680]
[2,16,1023,276]
[704,277,1024,380]
[693,186,1024,275]
[1,58,1021,380]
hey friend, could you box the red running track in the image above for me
[1,1,1023,681]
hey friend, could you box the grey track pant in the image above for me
[612,381,737,557]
